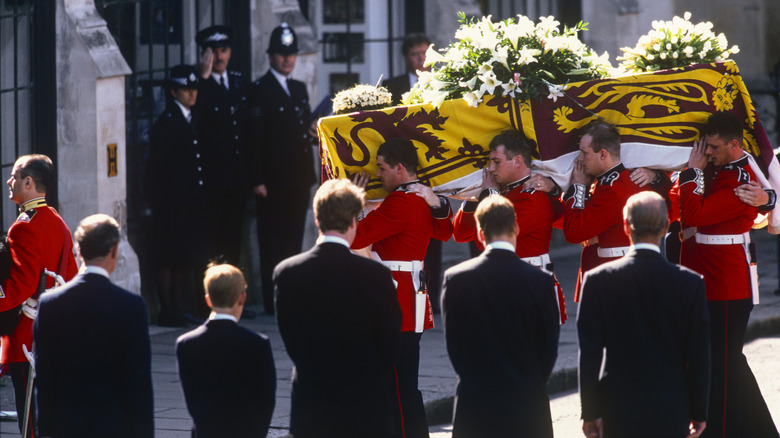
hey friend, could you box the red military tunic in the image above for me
[563,163,646,301]
[453,179,554,257]
[452,178,567,323]
[679,156,758,301]
[1,199,78,364]
[352,184,453,332]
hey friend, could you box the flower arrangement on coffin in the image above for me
[403,12,612,108]
[332,83,393,115]
[619,12,739,73]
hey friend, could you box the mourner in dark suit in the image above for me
[144,64,209,326]
[35,214,154,438]
[195,25,249,266]
[382,33,431,106]
[441,195,560,438]
[275,179,402,438]
[578,191,710,438]
[247,23,316,314]
[177,263,276,438]
[1,154,79,437]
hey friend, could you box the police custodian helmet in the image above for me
[267,22,299,55]
[196,25,232,50]
[167,64,199,89]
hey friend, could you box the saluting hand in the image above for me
[199,48,214,79]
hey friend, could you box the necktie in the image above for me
[220,75,228,91]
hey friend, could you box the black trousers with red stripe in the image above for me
[702,299,778,438]
[390,332,429,438]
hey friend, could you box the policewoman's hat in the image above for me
[196,25,232,50]
[168,64,199,89]
[267,22,299,55]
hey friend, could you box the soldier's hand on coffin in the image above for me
[352,172,370,189]
[407,183,440,207]
[481,167,499,190]
[687,137,708,170]
[199,47,214,78]
[308,121,318,138]
[629,167,660,187]
[571,159,591,185]
[253,184,268,198]
[735,180,768,207]
[524,173,555,193]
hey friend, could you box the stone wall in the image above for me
[57,0,140,292]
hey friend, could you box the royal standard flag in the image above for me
[318,60,779,232]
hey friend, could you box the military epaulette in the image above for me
[17,210,35,222]
[597,163,625,186]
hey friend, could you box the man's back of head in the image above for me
[313,179,365,235]
[475,195,517,245]
[203,263,246,309]
[377,138,419,175]
[623,191,669,245]
[75,214,121,268]
[702,111,743,142]
[10,154,54,204]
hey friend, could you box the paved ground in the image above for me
[1,222,780,436]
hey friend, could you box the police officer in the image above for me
[144,64,209,327]
[247,23,316,314]
[195,25,249,267]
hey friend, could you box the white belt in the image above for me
[383,260,426,333]
[680,226,697,241]
[521,253,551,268]
[694,233,745,245]
[383,260,423,273]
[597,246,630,258]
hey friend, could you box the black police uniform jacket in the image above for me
[246,70,316,191]
[144,102,208,263]
[194,70,249,192]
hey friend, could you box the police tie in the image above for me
[220,75,228,92]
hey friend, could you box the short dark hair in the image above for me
[489,129,533,167]
[16,154,54,194]
[583,121,621,158]
[377,138,419,174]
[623,191,669,240]
[313,179,365,233]
[75,214,121,260]
[701,111,743,142]
[402,34,431,56]
[475,195,516,242]
[203,263,246,308]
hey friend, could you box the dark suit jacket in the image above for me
[194,70,249,192]
[144,103,209,262]
[382,73,412,105]
[578,248,710,438]
[176,318,276,438]
[441,247,560,438]
[246,70,315,191]
[34,272,154,438]
[274,242,402,438]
